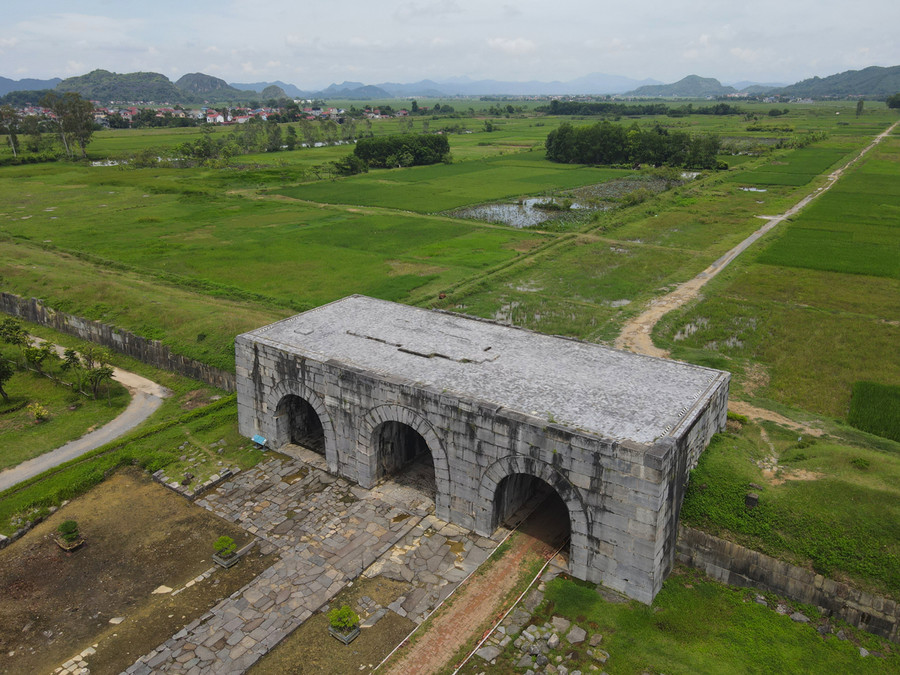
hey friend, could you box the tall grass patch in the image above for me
[848,382,900,442]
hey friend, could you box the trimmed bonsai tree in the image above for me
[214,535,237,558]
[57,520,80,543]
[328,604,360,636]
[56,519,84,551]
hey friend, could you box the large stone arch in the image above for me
[265,379,338,472]
[476,455,592,574]
[357,404,451,521]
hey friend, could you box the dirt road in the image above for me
[614,120,899,359]
[0,344,170,492]
[382,496,568,675]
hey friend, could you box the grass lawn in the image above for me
[276,151,630,213]
[0,395,263,537]
[726,145,855,187]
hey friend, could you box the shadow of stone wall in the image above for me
[0,293,235,391]
[677,524,898,643]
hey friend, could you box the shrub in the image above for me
[727,410,749,425]
[328,605,360,631]
[27,402,50,422]
[850,457,870,470]
[57,519,80,543]
[214,535,237,557]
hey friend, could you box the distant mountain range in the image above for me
[0,76,61,96]
[228,73,663,99]
[776,65,900,98]
[626,75,737,98]
[622,67,900,98]
[1,66,898,104]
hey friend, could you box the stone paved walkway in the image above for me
[122,447,498,674]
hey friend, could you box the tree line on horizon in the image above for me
[545,121,723,169]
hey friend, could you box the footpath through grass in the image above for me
[0,395,263,537]
[0,321,261,536]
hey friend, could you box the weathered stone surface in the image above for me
[566,625,587,644]
[551,616,571,633]
[475,645,502,661]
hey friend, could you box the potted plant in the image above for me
[56,520,84,551]
[328,605,360,645]
[212,535,240,568]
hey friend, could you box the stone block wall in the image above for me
[677,525,899,643]
[0,293,235,391]
[236,335,729,604]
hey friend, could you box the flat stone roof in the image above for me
[243,296,726,445]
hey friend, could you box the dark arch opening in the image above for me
[275,394,325,454]
[493,474,571,551]
[375,421,436,498]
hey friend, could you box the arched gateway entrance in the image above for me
[493,473,571,555]
[374,421,437,498]
[275,394,325,454]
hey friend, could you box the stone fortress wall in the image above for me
[236,297,730,603]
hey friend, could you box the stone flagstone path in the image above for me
[123,449,497,674]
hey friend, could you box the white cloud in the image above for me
[730,47,763,64]
[64,60,86,75]
[487,37,536,56]
[394,0,462,22]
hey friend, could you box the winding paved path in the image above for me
[0,348,170,493]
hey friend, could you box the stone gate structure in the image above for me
[236,295,729,603]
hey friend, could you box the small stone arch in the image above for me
[265,379,338,472]
[476,456,591,573]
[357,404,451,521]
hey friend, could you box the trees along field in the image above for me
[545,120,722,168]
[40,92,95,159]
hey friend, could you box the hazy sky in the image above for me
[4,1,899,88]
